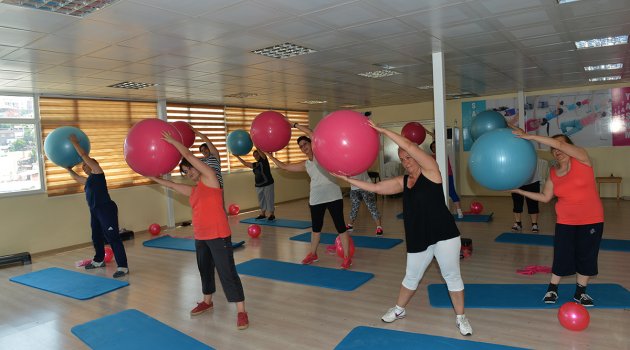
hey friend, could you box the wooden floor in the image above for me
[1,195,629,349]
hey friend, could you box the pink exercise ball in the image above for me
[335,235,355,259]
[250,111,291,152]
[124,119,183,177]
[401,122,427,144]
[312,110,379,176]
[104,247,113,263]
[558,302,590,331]
[170,121,195,148]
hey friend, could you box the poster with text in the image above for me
[462,98,519,151]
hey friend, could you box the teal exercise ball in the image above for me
[44,126,90,168]
[468,128,536,191]
[227,129,253,156]
[470,110,507,141]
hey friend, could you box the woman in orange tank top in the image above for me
[148,131,249,330]
[510,125,603,307]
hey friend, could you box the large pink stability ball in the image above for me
[170,121,195,148]
[250,111,291,152]
[558,302,590,331]
[124,119,183,177]
[335,235,355,259]
[401,122,427,144]
[312,110,379,176]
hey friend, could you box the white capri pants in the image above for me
[402,236,464,292]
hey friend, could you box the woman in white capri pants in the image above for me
[333,121,472,336]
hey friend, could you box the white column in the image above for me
[518,90,525,129]
[157,99,176,228]
[432,51,448,204]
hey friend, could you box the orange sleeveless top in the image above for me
[189,180,231,240]
[550,157,603,225]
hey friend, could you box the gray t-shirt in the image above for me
[305,158,342,205]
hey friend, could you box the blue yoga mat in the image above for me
[335,326,526,350]
[143,236,245,251]
[496,232,630,252]
[290,232,403,249]
[9,267,128,300]
[236,258,373,291]
[240,217,311,229]
[453,213,494,222]
[428,283,630,309]
[72,309,214,350]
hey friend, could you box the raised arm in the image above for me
[235,155,254,169]
[511,176,554,203]
[265,151,306,172]
[193,127,220,160]
[66,166,87,185]
[370,121,441,182]
[148,176,193,196]
[69,134,102,174]
[332,173,404,195]
[510,124,590,165]
[161,131,220,188]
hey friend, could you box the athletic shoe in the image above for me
[531,224,539,233]
[301,253,319,265]
[237,312,249,330]
[456,315,473,336]
[375,227,384,236]
[511,222,522,231]
[326,245,337,255]
[267,215,276,221]
[113,267,129,278]
[381,307,406,323]
[574,293,594,307]
[543,291,558,304]
[457,213,464,219]
[345,224,354,232]
[190,301,213,316]
[255,215,266,220]
[85,260,105,270]
[341,257,352,269]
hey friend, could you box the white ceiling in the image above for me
[0,0,628,111]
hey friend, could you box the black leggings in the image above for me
[309,199,346,233]
[511,181,540,214]
[195,236,244,302]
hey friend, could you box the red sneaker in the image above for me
[345,224,354,232]
[326,245,336,255]
[375,227,384,236]
[190,301,213,316]
[301,253,319,265]
[237,312,249,330]
[341,257,352,269]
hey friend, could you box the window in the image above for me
[165,103,227,172]
[39,97,157,196]
[224,107,309,171]
[0,95,43,195]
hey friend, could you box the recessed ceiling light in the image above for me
[357,70,401,79]
[108,81,157,89]
[584,63,623,71]
[575,35,628,49]
[2,0,121,17]
[299,100,327,105]
[340,104,359,108]
[224,92,258,98]
[417,85,433,90]
[557,0,581,4]
[588,76,621,82]
[251,43,316,59]
[446,92,478,99]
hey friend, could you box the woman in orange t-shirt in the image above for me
[148,131,248,330]
[510,126,603,307]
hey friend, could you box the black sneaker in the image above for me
[113,267,129,278]
[543,291,558,304]
[85,260,105,270]
[531,224,539,233]
[511,222,522,231]
[255,215,266,220]
[574,293,594,307]
[267,215,276,221]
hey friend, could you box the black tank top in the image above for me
[403,174,460,253]
[85,173,112,209]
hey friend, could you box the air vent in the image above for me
[2,0,121,17]
[251,43,316,59]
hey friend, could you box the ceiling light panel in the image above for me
[588,76,621,82]
[357,70,401,78]
[108,81,157,89]
[2,0,121,17]
[251,43,316,59]
[575,35,628,49]
[584,63,623,71]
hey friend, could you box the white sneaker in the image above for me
[457,213,464,219]
[381,307,406,323]
[456,315,473,336]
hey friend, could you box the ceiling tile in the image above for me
[0,4,77,32]
[26,35,110,55]
[199,1,293,28]
[307,2,388,29]
[475,0,543,15]
[1,48,73,65]
[0,27,45,47]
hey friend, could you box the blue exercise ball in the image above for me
[470,110,507,141]
[468,128,536,191]
[44,126,91,168]
[227,129,253,156]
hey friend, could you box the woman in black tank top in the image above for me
[333,120,473,336]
